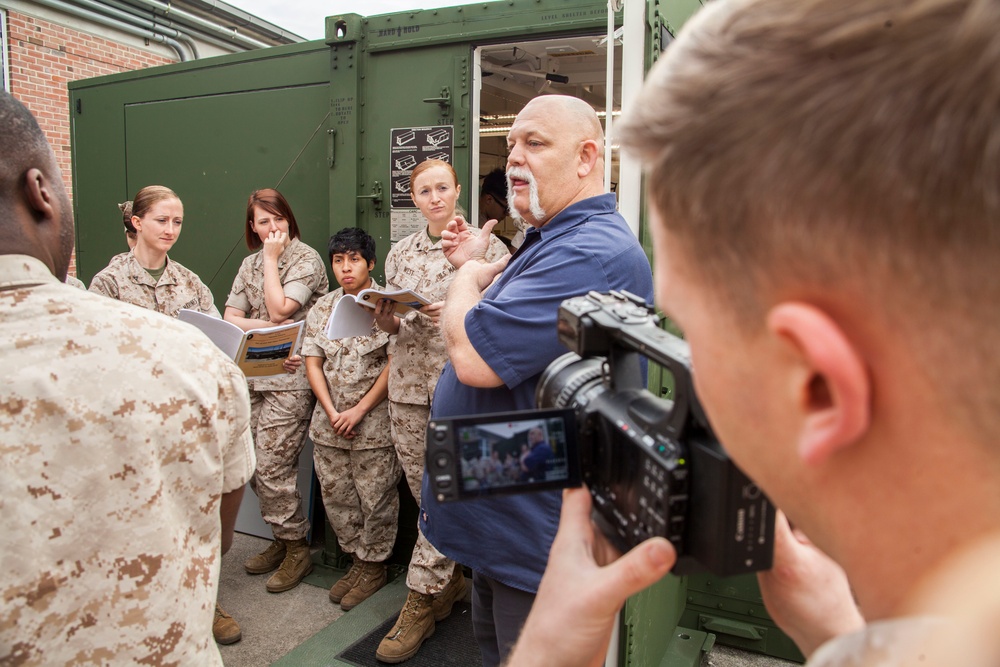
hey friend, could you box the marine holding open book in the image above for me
[370,159,508,663]
[223,188,329,598]
[301,227,402,613]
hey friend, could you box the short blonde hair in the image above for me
[620,0,1000,438]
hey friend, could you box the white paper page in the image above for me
[324,295,375,339]
[356,288,430,311]
[178,309,244,360]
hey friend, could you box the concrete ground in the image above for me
[216,533,344,666]
[216,532,798,667]
[709,647,796,667]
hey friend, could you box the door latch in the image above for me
[422,87,452,113]
[356,181,383,210]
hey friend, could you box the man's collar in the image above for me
[0,254,61,287]
[508,194,617,261]
[535,193,618,239]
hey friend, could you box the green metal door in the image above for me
[327,14,471,282]
[69,41,333,302]
[121,85,331,300]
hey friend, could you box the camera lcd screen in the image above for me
[427,408,581,501]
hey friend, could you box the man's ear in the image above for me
[21,166,70,279]
[767,303,871,466]
[23,167,56,221]
[577,139,600,177]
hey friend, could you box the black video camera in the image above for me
[426,291,775,576]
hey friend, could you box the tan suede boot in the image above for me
[265,538,313,593]
[213,604,242,645]
[340,561,387,611]
[431,563,468,622]
[243,539,286,575]
[375,589,435,663]
[328,555,361,604]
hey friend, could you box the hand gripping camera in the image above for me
[426,291,774,576]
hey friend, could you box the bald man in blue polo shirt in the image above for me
[416,95,654,667]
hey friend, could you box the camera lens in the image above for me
[536,352,605,410]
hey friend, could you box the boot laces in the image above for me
[345,560,363,580]
[401,592,426,622]
[358,565,378,584]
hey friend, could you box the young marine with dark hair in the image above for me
[302,227,402,611]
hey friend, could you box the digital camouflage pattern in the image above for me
[389,401,455,594]
[304,286,399,562]
[383,227,508,405]
[313,445,401,562]
[1,255,255,666]
[383,227,505,594]
[248,388,315,541]
[227,237,327,540]
[64,274,86,290]
[302,285,391,450]
[89,250,219,318]
[225,237,329,392]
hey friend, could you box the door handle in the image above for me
[356,181,383,210]
[422,87,452,112]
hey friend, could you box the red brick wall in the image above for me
[5,10,175,277]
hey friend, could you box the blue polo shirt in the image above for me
[421,193,654,592]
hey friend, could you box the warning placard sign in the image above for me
[389,125,454,209]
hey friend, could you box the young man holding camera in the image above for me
[420,94,653,666]
[506,0,1000,665]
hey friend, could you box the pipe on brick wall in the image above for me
[193,0,304,43]
[101,0,203,57]
[103,0,256,56]
[31,0,189,61]
[70,0,200,59]
[119,0,271,49]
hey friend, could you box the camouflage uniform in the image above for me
[226,237,328,540]
[89,250,219,317]
[304,286,401,561]
[64,274,86,290]
[1,255,255,666]
[384,227,509,593]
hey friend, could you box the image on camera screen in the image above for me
[456,415,574,494]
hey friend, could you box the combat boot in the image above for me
[244,539,286,575]
[329,554,361,604]
[431,563,468,621]
[340,561,387,611]
[265,538,313,593]
[213,604,242,645]
[375,589,435,663]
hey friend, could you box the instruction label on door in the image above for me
[389,125,454,241]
